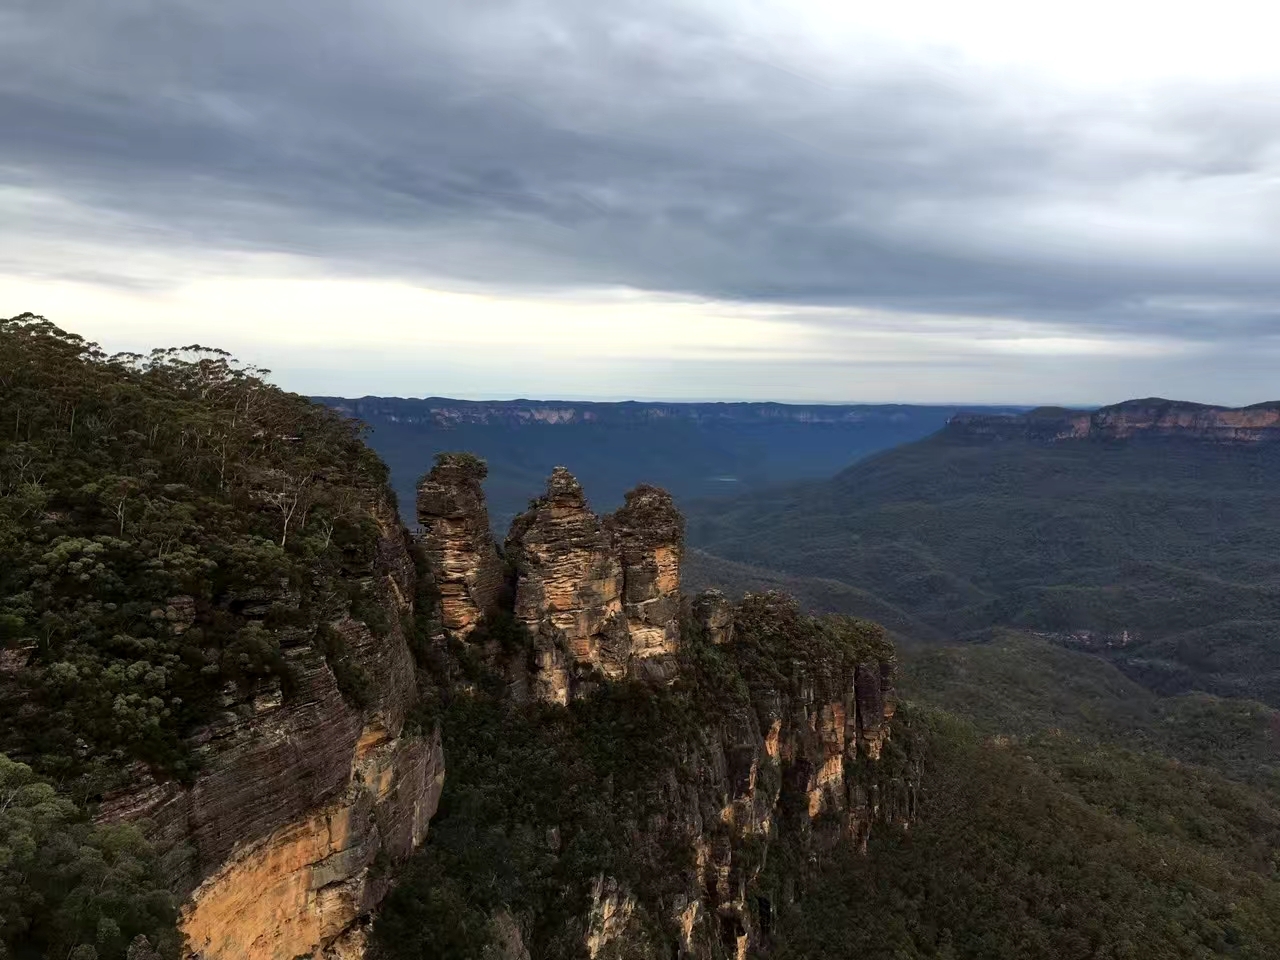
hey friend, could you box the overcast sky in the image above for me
[3,0,1278,403]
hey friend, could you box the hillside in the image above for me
[11,319,1280,960]
[318,396,1024,530]
[687,400,1280,704]
[0,314,443,958]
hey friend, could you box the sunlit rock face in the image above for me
[97,493,442,960]
[502,468,685,703]
[179,728,444,960]
[504,467,627,704]
[416,454,506,636]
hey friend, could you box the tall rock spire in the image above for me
[415,453,505,636]
[606,484,684,682]
[504,467,629,704]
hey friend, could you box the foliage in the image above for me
[769,711,1280,960]
[688,430,1280,704]
[0,754,178,960]
[0,314,397,793]
[898,632,1280,787]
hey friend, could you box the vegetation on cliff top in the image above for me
[0,314,408,959]
[0,313,397,794]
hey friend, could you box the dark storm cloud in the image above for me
[2,0,1279,338]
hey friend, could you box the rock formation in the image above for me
[607,484,685,683]
[98,496,443,960]
[416,453,505,635]
[93,459,906,960]
[504,467,629,703]
[949,398,1280,444]
[584,591,911,959]
[500,468,684,703]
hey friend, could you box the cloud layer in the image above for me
[3,0,1279,400]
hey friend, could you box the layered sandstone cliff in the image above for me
[416,466,910,958]
[949,399,1280,444]
[416,453,505,635]
[502,468,683,704]
[99,496,443,960]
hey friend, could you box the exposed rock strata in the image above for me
[416,453,505,635]
[98,494,441,960]
[949,398,1280,444]
[501,468,684,703]
[579,592,913,959]
[607,484,685,683]
[179,728,443,960]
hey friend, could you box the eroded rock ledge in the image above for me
[949,398,1280,444]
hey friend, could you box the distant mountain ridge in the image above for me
[686,396,1280,705]
[949,398,1280,444]
[319,396,1027,530]
[324,396,964,426]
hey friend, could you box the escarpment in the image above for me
[949,398,1280,444]
[2,318,916,960]
[98,494,444,960]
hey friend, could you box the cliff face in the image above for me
[99,497,443,960]
[415,454,505,635]
[949,399,1280,444]
[565,593,909,960]
[415,467,912,959]
[503,468,683,704]
[95,460,903,960]
[608,484,685,683]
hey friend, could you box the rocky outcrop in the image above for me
[691,590,734,646]
[98,495,442,960]
[618,591,913,958]
[178,728,443,960]
[408,463,913,959]
[416,453,505,635]
[584,877,640,959]
[500,468,684,703]
[504,467,628,704]
[607,485,684,683]
[948,399,1280,444]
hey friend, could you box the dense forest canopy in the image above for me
[0,313,402,959]
[687,430,1280,703]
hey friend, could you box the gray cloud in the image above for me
[3,0,1280,346]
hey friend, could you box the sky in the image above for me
[2,0,1278,404]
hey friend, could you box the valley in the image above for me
[319,397,1025,532]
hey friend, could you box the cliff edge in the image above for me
[948,398,1280,444]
